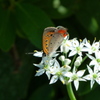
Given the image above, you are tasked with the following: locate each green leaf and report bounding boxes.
[15,3,54,49]
[33,0,74,19]
[78,78,98,96]
[76,0,100,36]
[0,7,15,51]
[77,82,91,96]
[0,41,35,100]
[81,86,100,100]
[29,84,55,100]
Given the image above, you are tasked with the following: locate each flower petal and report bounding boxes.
[82,48,91,53]
[87,65,93,74]
[78,52,82,56]
[59,55,65,61]
[69,50,77,57]
[79,78,86,81]
[83,75,91,80]
[89,60,97,66]
[64,59,71,65]
[90,79,95,88]
[74,80,79,91]
[68,79,73,83]
[72,40,79,47]
[54,59,60,68]
[92,42,99,48]
[64,72,72,77]
[77,70,85,77]
[33,63,43,68]
[74,60,81,67]
[35,69,45,76]
[46,71,51,80]
[96,78,100,85]
[49,75,58,84]
[86,54,95,60]
[60,76,65,84]
[85,39,91,48]
[33,51,43,57]
[95,51,100,59]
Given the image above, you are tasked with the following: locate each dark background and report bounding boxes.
[0,0,100,100]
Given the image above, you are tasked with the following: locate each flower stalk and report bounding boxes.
[67,83,76,100]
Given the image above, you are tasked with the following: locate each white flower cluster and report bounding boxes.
[33,38,100,90]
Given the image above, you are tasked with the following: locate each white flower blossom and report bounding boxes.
[74,56,82,67]
[34,56,54,79]
[83,65,100,88]
[49,59,69,84]
[83,38,100,54]
[33,37,100,90]
[64,67,86,90]
[33,50,43,57]
[60,39,72,53]
[68,38,85,57]
[87,51,100,70]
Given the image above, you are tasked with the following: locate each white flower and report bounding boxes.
[49,59,68,84]
[64,67,86,90]
[59,55,71,70]
[83,65,100,88]
[64,58,71,65]
[87,51,100,70]
[62,58,71,71]
[34,56,54,79]
[33,50,43,57]
[33,50,59,58]
[59,55,65,61]
[68,38,85,57]
[82,38,100,54]
[60,39,72,53]
[76,56,82,62]
[74,56,82,67]
[33,37,100,89]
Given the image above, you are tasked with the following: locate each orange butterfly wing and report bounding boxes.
[43,27,56,55]
[43,26,68,56]
[48,33,64,55]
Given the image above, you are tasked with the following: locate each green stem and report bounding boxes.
[70,54,77,67]
[81,55,88,64]
[64,52,68,58]
[66,83,76,100]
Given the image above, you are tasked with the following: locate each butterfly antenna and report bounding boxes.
[25,52,34,54]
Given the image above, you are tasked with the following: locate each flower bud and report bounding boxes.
[64,59,71,65]
[74,60,81,67]
[76,56,82,62]
[63,65,71,71]
[59,55,65,61]
[62,45,69,53]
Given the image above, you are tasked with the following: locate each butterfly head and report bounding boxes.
[56,26,69,37]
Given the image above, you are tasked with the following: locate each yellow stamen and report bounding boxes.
[34,50,38,52]
[88,40,90,43]
[62,80,65,84]
[94,37,96,41]
[79,39,82,42]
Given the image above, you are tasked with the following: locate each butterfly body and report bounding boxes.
[43,26,68,56]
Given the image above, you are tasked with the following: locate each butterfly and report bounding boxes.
[43,26,69,57]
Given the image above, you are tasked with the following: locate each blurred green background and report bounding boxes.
[0,0,100,100]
